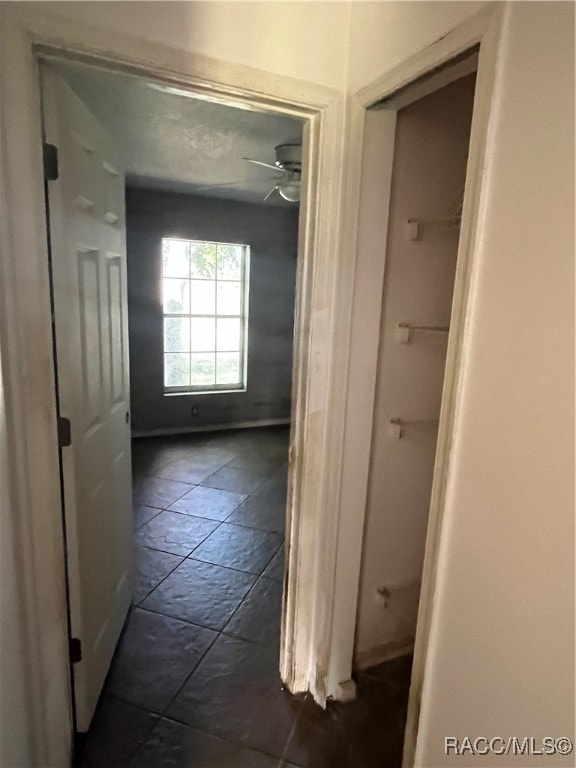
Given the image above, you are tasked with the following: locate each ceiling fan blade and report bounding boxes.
[194,180,250,191]
[244,158,284,173]
[263,185,278,201]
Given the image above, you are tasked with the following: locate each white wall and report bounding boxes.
[22,1,351,91]
[356,75,475,667]
[0,339,35,767]
[348,1,487,93]
[414,3,575,763]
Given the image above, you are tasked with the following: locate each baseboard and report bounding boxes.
[354,637,415,672]
[132,418,291,438]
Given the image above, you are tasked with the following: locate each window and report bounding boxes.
[162,238,249,392]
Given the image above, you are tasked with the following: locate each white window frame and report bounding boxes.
[162,237,250,395]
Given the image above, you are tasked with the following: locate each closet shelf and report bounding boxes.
[397,323,450,344]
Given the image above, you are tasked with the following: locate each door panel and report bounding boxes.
[42,65,133,732]
[107,254,126,405]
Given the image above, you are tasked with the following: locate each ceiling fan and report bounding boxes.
[196,143,302,202]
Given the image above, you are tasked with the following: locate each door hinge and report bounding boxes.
[57,416,72,448]
[43,143,59,181]
[69,637,82,664]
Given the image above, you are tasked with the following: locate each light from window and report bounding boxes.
[162,238,249,392]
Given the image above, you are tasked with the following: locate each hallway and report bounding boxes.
[78,427,411,768]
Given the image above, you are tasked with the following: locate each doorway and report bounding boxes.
[356,70,478,672]
[40,56,306,760]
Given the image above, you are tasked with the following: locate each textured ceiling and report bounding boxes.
[54,61,303,206]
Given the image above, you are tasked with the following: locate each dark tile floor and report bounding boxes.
[78,426,412,768]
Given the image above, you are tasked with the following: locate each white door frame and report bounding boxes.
[331,4,504,766]
[0,6,349,765]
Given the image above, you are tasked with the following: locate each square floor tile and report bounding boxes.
[141,559,256,630]
[131,718,280,767]
[168,485,247,521]
[153,458,227,484]
[254,464,288,500]
[282,699,350,768]
[168,635,301,760]
[226,450,285,474]
[133,477,193,510]
[78,695,159,768]
[106,608,216,713]
[131,450,175,479]
[133,545,184,604]
[238,428,290,461]
[224,577,282,645]
[226,492,286,533]
[206,431,258,454]
[133,505,162,530]
[200,466,269,495]
[181,443,239,465]
[262,545,284,582]
[191,523,282,574]
[135,511,219,556]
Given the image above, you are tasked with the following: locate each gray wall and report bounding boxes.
[126,187,299,432]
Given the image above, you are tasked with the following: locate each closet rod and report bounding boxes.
[398,323,449,343]
[406,216,461,240]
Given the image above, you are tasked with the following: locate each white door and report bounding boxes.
[42,64,133,732]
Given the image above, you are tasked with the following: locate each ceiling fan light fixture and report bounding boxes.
[277,180,300,202]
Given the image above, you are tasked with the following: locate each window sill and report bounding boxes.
[164,388,247,397]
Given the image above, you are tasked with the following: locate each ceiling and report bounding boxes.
[53,61,303,206]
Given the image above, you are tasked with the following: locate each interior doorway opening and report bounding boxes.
[356,69,478,672]
[40,55,305,762]
[351,58,479,762]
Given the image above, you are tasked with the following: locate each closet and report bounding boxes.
[355,72,477,669]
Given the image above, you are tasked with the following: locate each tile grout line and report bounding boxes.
[132,552,187,606]
[276,697,308,768]
[219,566,279,638]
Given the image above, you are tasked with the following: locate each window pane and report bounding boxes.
[217,244,242,280]
[163,278,190,314]
[217,352,241,385]
[191,354,215,386]
[190,242,216,279]
[163,239,189,278]
[164,353,190,387]
[217,318,241,351]
[190,280,216,315]
[217,282,241,316]
[191,317,216,352]
[164,318,190,352]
